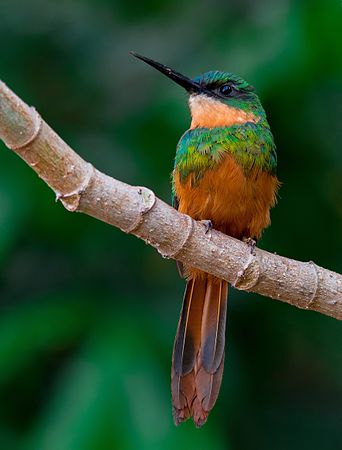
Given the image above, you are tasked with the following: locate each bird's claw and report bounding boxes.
[243,237,257,255]
[200,220,213,235]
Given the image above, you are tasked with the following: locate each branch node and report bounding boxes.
[123,186,156,233]
[233,252,261,290]
[163,214,195,259]
[304,260,319,308]
[137,186,156,214]
[9,107,42,151]
[57,162,95,212]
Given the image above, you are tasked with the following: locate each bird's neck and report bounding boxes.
[189,94,258,129]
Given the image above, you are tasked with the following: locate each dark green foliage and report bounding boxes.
[0,0,341,449]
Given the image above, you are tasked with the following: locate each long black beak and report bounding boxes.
[130,51,205,95]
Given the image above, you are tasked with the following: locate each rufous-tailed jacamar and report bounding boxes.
[131,52,279,427]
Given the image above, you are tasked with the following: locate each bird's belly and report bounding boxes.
[174,154,278,239]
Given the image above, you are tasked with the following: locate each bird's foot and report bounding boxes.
[200,220,213,235]
[242,237,257,255]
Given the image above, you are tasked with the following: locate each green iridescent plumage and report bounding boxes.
[174,122,277,182]
[172,70,277,198]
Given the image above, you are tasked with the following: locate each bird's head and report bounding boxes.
[130,52,266,129]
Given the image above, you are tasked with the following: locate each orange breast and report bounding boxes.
[173,154,279,239]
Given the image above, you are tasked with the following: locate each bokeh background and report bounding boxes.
[0,0,341,449]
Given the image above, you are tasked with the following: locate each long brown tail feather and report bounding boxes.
[201,280,227,372]
[172,278,206,424]
[171,275,228,427]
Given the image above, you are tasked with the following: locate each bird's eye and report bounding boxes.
[219,84,233,96]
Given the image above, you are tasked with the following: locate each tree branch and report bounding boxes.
[0,80,341,320]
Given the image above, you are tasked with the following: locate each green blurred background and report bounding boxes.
[0,0,341,449]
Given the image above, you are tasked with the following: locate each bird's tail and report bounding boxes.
[171,275,228,427]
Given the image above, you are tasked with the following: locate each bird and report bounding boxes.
[130,52,279,427]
